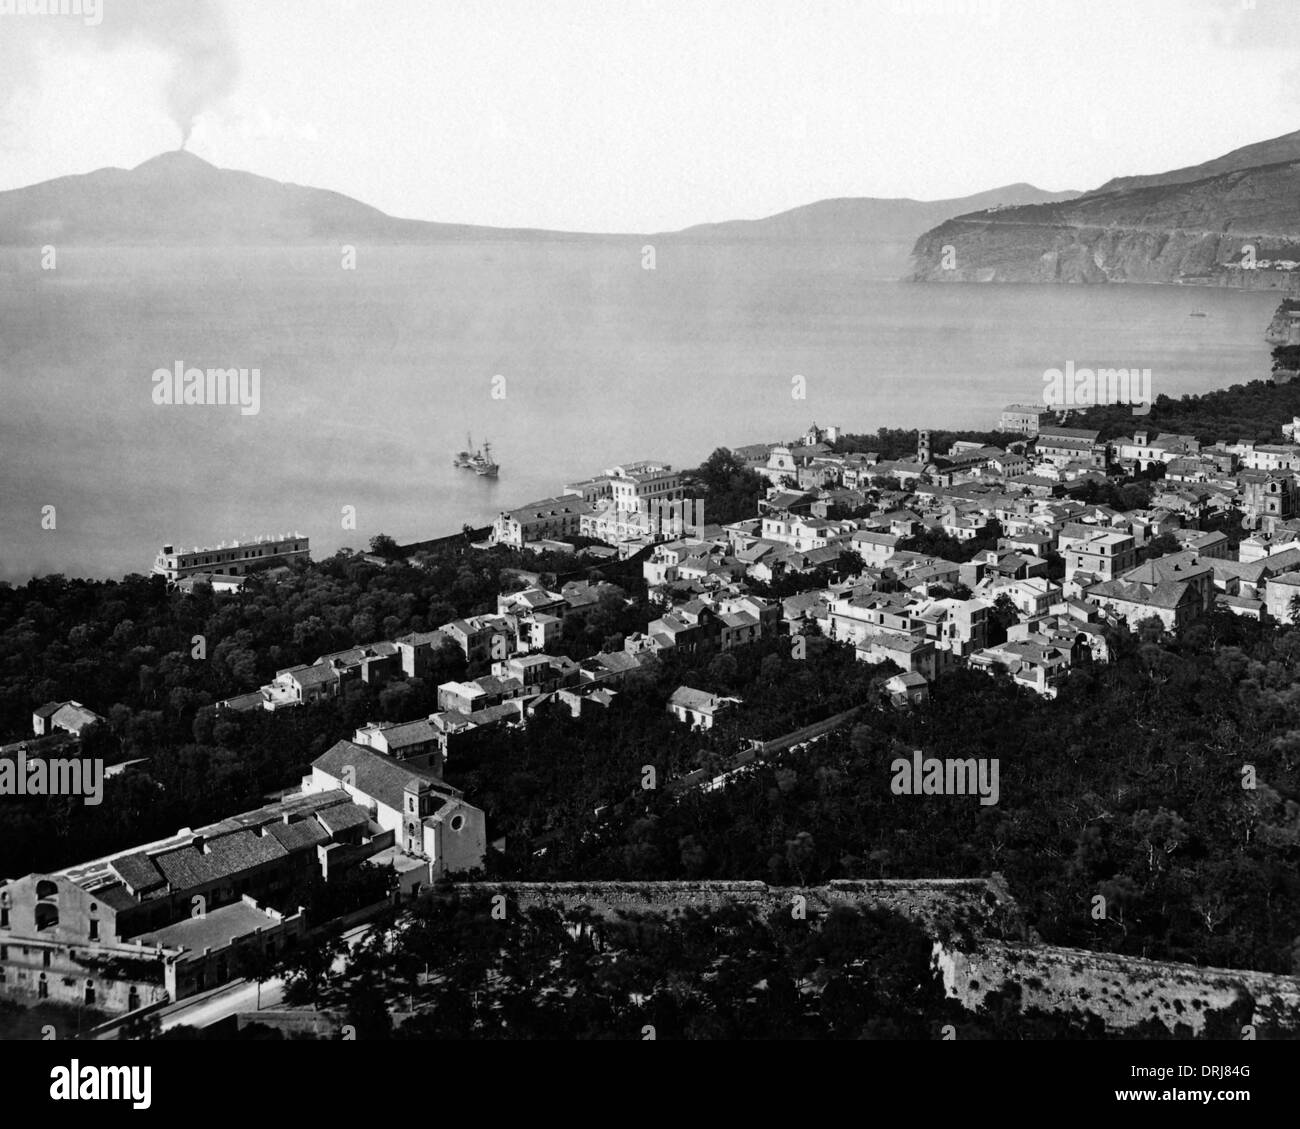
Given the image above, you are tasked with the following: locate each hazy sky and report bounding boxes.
[2,0,1300,231]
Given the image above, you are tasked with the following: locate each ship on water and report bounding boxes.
[471,440,499,478]
[454,434,499,477]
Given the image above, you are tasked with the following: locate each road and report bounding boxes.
[144,921,374,1034]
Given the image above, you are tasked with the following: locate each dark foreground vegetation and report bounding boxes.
[137,898,1266,1041]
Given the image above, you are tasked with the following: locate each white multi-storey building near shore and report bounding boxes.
[152,533,310,580]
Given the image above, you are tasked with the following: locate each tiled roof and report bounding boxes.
[471,702,525,727]
[1218,594,1264,610]
[669,686,722,712]
[1037,426,1100,442]
[379,719,438,746]
[195,789,354,837]
[292,664,340,687]
[314,740,459,813]
[1089,578,1197,610]
[394,630,446,647]
[93,883,139,912]
[1120,552,1208,585]
[1208,559,1269,581]
[595,651,641,673]
[431,710,476,733]
[266,818,332,851]
[152,830,288,889]
[110,852,166,894]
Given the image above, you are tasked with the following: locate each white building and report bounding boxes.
[667,686,740,730]
[153,533,309,580]
[306,741,487,876]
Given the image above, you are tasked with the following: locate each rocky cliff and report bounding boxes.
[912,145,1300,288]
[1266,297,1300,345]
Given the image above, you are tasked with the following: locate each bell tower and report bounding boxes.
[918,429,932,465]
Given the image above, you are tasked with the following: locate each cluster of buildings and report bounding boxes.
[491,459,694,558]
[218,577,654,756]
[634,497,1110,702]
[621,418,1300,703]
[0,732,487,1015]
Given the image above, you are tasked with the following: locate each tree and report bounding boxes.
[233,942,280,1012]
[369,534,402,561]
[707,653,739,690]
[688,448,766,525]
[280,936,344,1007]
[1141,532,1182,561]
[987,594,1019,646]
[836,549,865,579]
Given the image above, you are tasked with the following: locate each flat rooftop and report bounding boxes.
[137,899,285,956]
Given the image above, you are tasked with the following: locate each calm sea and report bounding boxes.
[0,244,1280,581]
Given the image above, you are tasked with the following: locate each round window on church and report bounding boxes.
[450,814,466,832]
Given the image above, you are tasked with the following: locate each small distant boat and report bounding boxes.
[471,440,499,478]
[453,432,474,467]
[1190,310,1208,318]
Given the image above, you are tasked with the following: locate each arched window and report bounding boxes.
[35,879,58,901]
[34,904,59,931]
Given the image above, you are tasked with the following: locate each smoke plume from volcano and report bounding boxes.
[100,0,240,148]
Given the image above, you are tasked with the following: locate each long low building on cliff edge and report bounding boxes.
[152,533,310,580]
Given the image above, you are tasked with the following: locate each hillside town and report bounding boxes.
[8,0,1300,1106]
[11,405,1300,1023]
[469,412,1300,705]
